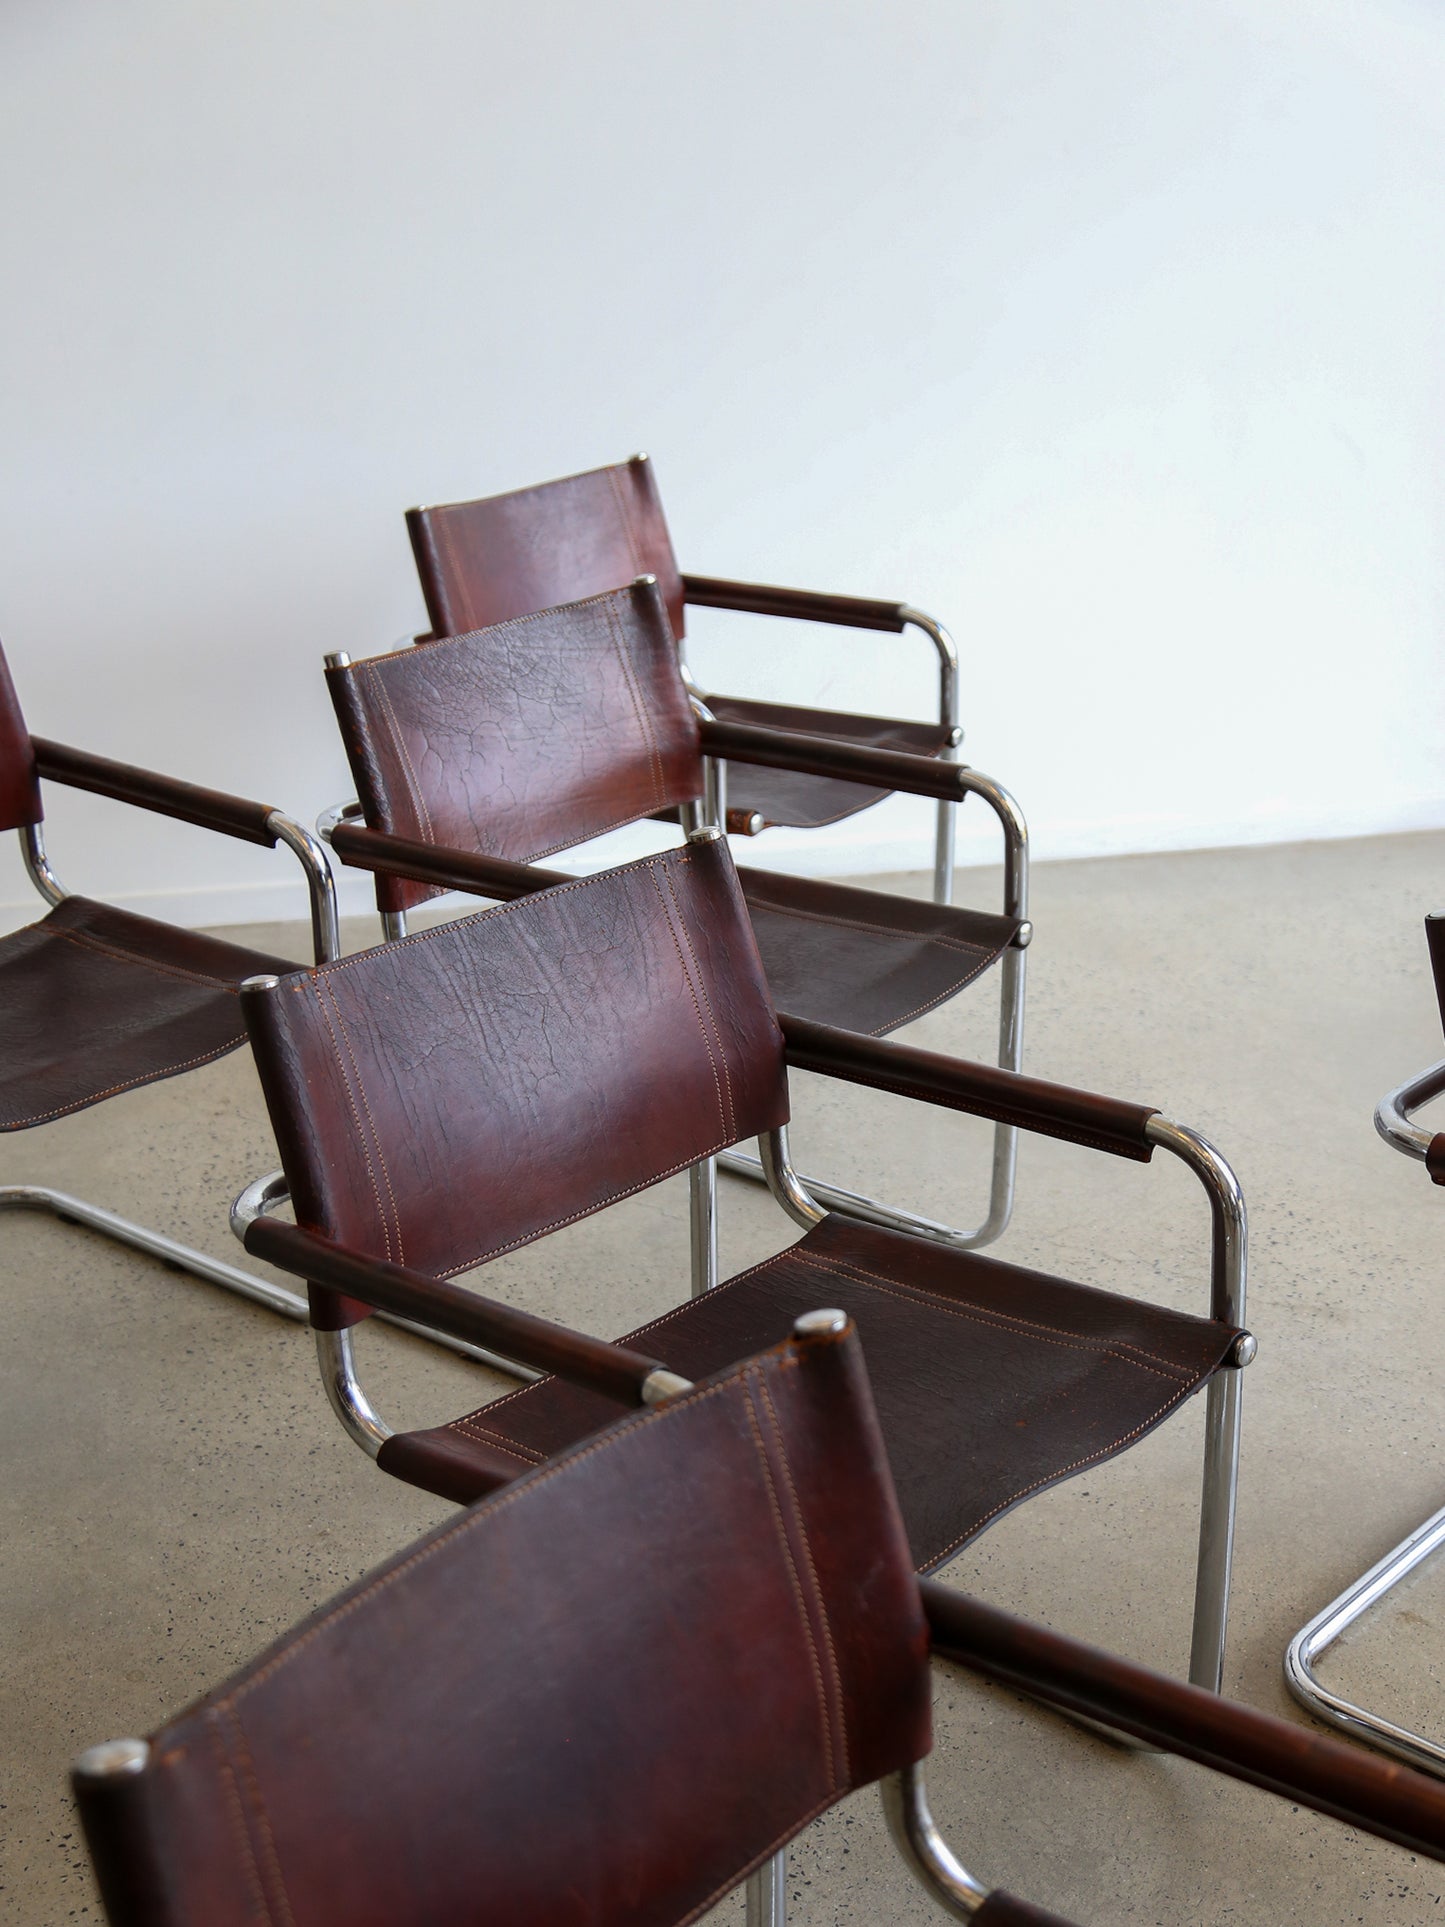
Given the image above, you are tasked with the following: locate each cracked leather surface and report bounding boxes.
[329,579,701,914]
[244,836,788,1324]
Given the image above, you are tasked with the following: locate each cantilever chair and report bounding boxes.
[407,454,972,901]
[1287,912,1445,1776]
[0,635,338,1322]
[232,822,1252,1717]
[323,577,1029,1255]
[74,1316,1445,1927]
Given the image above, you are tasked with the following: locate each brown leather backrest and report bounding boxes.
[0,640,42,831]
[75,1321,932,1927]
[1427,915,1445,1039]
[243,834,787,1323]
[328,578,704,913]
[408,453,686,644]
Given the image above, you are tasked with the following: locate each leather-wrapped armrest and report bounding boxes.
[682,573,908,633]
[921,1579,1445,1864]
[698,717,963,804]
[244,1218,674,1405]
[330,821,572,902]
[781,1016,1157,1162]
[32,737,280,847]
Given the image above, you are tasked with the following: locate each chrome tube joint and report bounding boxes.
[266,809,339,965]
[1374,1058,1445,1163]
[880,1762,988,1919]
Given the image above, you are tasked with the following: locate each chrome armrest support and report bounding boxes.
[315,797,365,844]
[20,822,66,905]
[953,767,1029,925]
[880,1764,988,1919]
[1142,1116,1249,1336]
[315,1327,393,1457]
[229,1169,291,1245]
[1374,1058,1445,1163]
[266,810,339,965]
[761,1127,827,1231]
[897,605,960,742]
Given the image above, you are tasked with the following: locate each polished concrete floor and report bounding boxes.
[6,831,1445,1922]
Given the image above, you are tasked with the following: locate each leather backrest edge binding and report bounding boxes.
[241,833,788,1323]
[73,1322,931,1927]
[0,640,42,832]
[408,454,686,644]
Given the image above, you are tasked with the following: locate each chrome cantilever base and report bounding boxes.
[1286,1507,1445,1777]
[1283,1057,1445,1776]
[0,1183,535,1378]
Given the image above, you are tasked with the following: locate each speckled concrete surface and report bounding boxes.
[5,834,1445,1923]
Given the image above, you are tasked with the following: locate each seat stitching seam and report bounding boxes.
[856,953,1008,1035]
[444,1418,546,1462]
[46,922,244,990]
[926,1379,1208,1564]
[787,1249,1198,1380]
[1,1038,242,1129]
[745,893,1000,954]
[467,1240,1195,1398]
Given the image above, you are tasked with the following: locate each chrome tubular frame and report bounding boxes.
[1143,1115,1251,1693]
[718,768,1030,1254]
[315,1326,393,1458]
[21,821,65,905]
[881,1762,989,1919]
[744,1849,788,1927]
[0,816,348,1328]
[896,605,962,911]
[1283,1059,1445,1775]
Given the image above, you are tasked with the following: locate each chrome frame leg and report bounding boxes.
[1190,1367,1243,1692]
[881,1762,987,1919]
[744,1849,788,1927]
[689,1155,718,1296]
[1144,1115,1250,1693]
[1285,1505,1445,1776]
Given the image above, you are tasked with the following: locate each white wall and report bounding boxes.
[2,0,1443,930]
